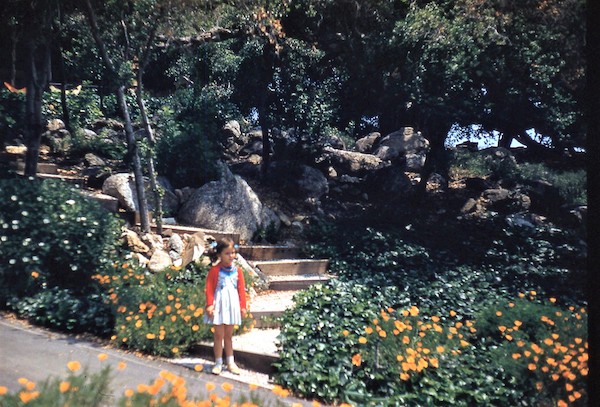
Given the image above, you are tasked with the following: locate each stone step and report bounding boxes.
[252,259,329,276]
[249,290,296,328]
[191,329,280,375]
[147,223,240,243]
[16,170,88,187]
[14,160,60,174]
[267,274,330,291]
[238,245,300,261]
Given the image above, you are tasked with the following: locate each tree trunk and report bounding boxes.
[497,132,513,148]
[24,39,51,177]
[259,93,271,180]
[136,72,162,234]
[57,45,71,132]
[10,32,18,86]
[259,42,276,181]
[83,0,150,232]
[416,119,451,197]
[117,85,150,232]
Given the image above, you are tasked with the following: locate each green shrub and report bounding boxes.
[475,294,588,406]
[345,306,519,406]
[289,216,586,404]
[0,178,122,307]
[0,89,25,144]
[9,288,114,337]
[305,222,434,287]
[0,364,112,407]
[449,148,498,178]
[66,127,127,161]
[0,360,297,406]
[519,162,587,206]
[274,280,398,402]
[155,85,239,188]
[42,83,105,130]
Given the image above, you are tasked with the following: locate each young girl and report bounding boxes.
[204,237,247,375]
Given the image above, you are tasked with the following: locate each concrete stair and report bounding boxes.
[13,161,88,187]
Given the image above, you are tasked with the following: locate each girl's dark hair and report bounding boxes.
[208,237,236,263]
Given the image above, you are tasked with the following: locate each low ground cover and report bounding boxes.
[274,203,586,405]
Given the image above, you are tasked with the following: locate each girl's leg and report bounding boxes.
[223,325,240,374]
[223,324,235,358]
[212,325,225,374]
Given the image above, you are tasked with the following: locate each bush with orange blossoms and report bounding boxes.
[475,296,587,406]
[0,362,304,407]
[346,306,480,403]
[107,260,254,357]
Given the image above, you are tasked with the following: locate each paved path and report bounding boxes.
[0,315,316,406]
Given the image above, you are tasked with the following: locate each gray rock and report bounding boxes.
[177,162,280,241]
[373,128,429,171]
[354,132,381,153]
[102,173,139,212]
[322,146,384,175]
[169,233,184,255]
[461,198,478,214]
[84,153,106,167]
[47,119,65,132]
[148,249,173,272]
[122,229,150,254]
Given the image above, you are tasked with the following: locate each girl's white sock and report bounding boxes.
[226,356,235,365]
[215,357,223,366]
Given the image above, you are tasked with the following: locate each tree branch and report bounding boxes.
[82,0,117,76]
[156,27,244,47]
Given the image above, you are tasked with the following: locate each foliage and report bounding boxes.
[518,162,587,206]
[0,89,25,143]
[102,259,254,358]
[275,212,586,403]
[449,148,519,181]
[66,127,128,161]
[275,280,398,402]
[0,359,296,407]
[9,288,114,337]
[450,149,587,206]
[155,85,238,188]
[0,178,122,307]
[344,306,519,406]
[304,223,434,288]
[474,294,588,406]
[0,363,112,407]
[42,83,105,130]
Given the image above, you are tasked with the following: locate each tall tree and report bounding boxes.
[387,0,585,190]
[1,0,60,176]
[82,0,151,232]
[80,0,203,232]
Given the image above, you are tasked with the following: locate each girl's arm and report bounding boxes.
[237,268,247,312]
[205,265,219,307]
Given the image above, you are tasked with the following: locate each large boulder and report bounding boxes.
[321,146,384,176]
[102,173,139,212]
[268,161,329,201]
[364,165,414,201]
[373,127,429,171]
[482,188,531,213]
[354,132,381,153]
[177,163,280,241]
[102,173,180,215]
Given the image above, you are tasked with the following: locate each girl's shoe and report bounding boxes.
[212,364,223,375]
[227,363,241,375]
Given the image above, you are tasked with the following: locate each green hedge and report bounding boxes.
[0,177,122,304]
